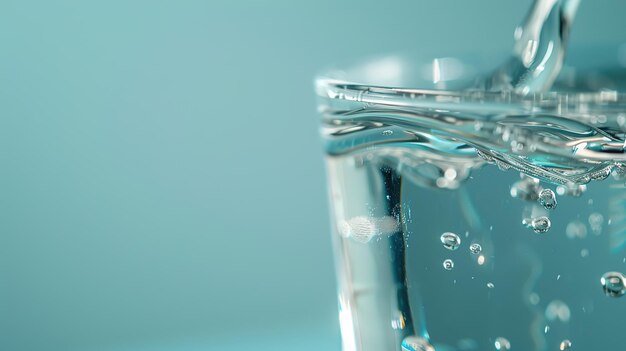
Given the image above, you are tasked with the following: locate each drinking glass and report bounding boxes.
[315,51,626,351]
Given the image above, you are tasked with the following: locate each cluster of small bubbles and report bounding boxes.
[469,243,482,254]
[487,282,495,289]
[559,339,572,350]
[511,140,526,153]
[401,336,435,351]
[588,213,604,235]
[538,189,557,209]
[545,300,571,322]
[443,259,454,270]
[339,216,399,243]
[590,166,612,181]
[511,175,542,201]
[495,159,512,171]
[556,183,586,197]
[600,271,626,297]
[444,168,458,181]
[565,220,587,239]
[494,337,511,350]
[476,149,494,162]
[441,232,461,251]
[382,129,394,136]
[577,175,591,184]
[530,216,551,233]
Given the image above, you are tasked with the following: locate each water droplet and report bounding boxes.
[531,216,551,233]
[566,220,587,239]
[401,336,435,351]
[545,300,571,322]
[382,129,394,136]
[588,212,604,235]
[441,232,461,251]
[601,271,626,297]
[469,243,482,254]
[494,337,511,350]
[443,259,454,270]
[538,189,557,209]
[559,339,572,350]
[487,282,495,289]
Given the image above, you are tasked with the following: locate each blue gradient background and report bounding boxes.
[1,1,624,350]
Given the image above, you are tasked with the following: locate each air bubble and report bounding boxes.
[401,336,435,351]
[565,220,587,239]
[487,282,495,289]
[469,243,482,254]
[559,339,572,351]
[382,129,394,136]
[545,300,571,322]
[529,293,540,305]
[588,213,604,235]
[443,259,454,270]
[494,337,511,350]
[441,232,461,251]
[601,271,626,297]
[538,189,557,209]
[530,216,551,233]
[580,248,589,258]
[559,339,572,350]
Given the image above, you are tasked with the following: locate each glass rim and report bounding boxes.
[315,52,626,112]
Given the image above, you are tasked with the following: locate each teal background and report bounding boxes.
[0,1,624,350]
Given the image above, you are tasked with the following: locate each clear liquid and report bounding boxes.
[327,150,626,351]
[483,0,580,93]
[321,2,625,348]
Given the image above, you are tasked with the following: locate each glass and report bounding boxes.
[315,50,626,351]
